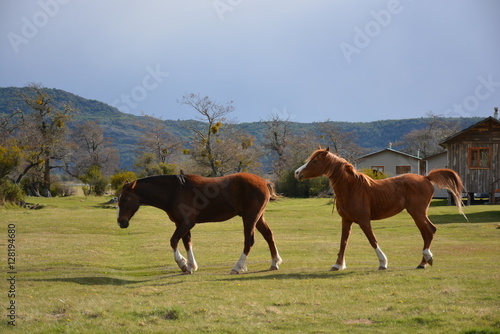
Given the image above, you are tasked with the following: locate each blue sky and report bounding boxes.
[1,1,499,123]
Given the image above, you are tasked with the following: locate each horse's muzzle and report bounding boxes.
[117,218,129,229]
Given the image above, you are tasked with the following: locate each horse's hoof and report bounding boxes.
[427,258,433,266]
[330,266,339,271]
[182,270,193,275]
[416,265,426,269]
[378,266,387,270]
[181,265,188,272]
[269,266,279,271]
[230,270,240,275]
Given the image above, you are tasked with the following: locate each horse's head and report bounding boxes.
[117,180,140,229]
[295,146,332,180]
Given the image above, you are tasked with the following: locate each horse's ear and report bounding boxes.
[318,145,322,150]
[124,179,129,185]
[325,147,330,152]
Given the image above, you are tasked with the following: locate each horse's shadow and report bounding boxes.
[27,269,366,287]
[213,270,356,282]
[28,273,185,286]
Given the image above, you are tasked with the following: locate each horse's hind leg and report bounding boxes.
[231,214,258,274]
[231,218,255,274]
[413,214,437,269]
[256,216,282,270]
[181,231,198,274]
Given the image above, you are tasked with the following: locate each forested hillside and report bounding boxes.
[0,86,480,171]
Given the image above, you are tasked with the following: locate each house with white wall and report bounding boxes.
[355,145,421,177]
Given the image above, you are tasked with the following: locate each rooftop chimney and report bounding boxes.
[495,107,498,119]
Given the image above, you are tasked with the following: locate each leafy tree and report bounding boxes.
[0,145,21,180]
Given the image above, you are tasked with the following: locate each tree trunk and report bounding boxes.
[43,158,51,197]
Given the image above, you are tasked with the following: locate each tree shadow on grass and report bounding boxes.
[429,211,500,224]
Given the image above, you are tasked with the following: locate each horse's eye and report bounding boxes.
[312,160,317,164]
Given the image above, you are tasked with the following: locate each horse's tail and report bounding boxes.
[266,181,280,201]
[426,169,467,220]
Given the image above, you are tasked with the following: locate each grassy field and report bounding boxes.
[1,196,499,333]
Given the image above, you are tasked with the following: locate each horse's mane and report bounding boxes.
[129,174,187,189]
[321,151,375,187]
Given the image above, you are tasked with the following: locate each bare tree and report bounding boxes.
[318,121,365,163]
[179,93,236,176]
[136,113,180,164]
[15,83,76,196]
[396,112,462,158]
[68,121,119,178]
[261,112,292,179]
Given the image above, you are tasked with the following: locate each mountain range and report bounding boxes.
[0,87,481,170]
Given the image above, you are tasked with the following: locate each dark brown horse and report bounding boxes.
[295,147,466,270]
[117,172,282,274]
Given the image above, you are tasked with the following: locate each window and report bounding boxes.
[396,166,411,174]
[468,147,490,169]
[371,166,384,175]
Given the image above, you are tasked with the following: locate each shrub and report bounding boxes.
[0,179,25,205]
[110,171,138,196]
[50,181,75,197]
[277,169,331,198]
[359,168,390,180]
[80,166,109,196]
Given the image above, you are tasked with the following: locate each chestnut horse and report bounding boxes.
[295,147,466,270]
[117,172,282,274]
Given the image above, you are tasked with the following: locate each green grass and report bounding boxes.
[1,196,499,333]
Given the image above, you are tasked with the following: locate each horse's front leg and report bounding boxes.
[181,231,198,274]
[171,222,195,274]
[358,220,388,270]
[331,219,352,271]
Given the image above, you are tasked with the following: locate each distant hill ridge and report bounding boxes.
[0,87,481,170]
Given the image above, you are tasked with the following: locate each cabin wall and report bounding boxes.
[447,142,499,193]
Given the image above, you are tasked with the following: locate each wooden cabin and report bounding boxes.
[440,113,500,204]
